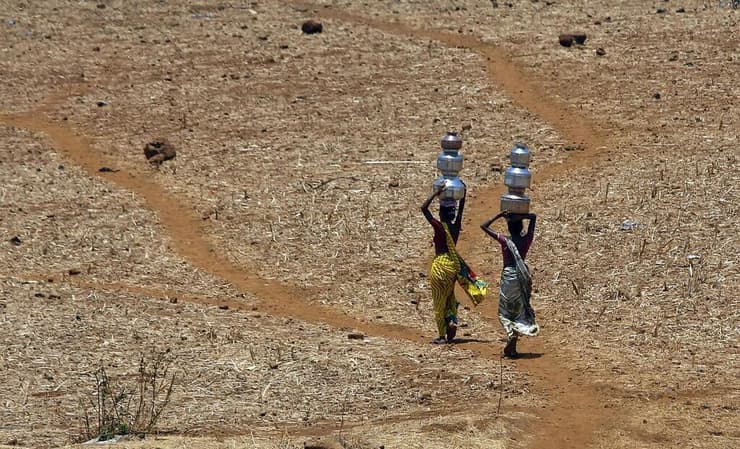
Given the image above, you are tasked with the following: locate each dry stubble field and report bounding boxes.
[0,1,737,448]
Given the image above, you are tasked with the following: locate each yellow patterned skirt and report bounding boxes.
[429,252,461,338]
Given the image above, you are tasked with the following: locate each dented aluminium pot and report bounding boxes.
[433,132,466,201]
[500,143,532,214]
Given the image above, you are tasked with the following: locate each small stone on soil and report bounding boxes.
[347,332,365,340]
[143,139,177,164]
[595,47,606,56]
[558,34,574,47]
[301,20,323,34]
[9,236,22,246]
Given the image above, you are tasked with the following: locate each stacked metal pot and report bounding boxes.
[500,143,532,214]
[432,132,466,202]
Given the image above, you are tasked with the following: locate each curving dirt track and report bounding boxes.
[0,1,737,448]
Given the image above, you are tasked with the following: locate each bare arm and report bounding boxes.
[526,212,537,240]
[421,189,443,224]
[480,211,508,239]
[454,187,466,228]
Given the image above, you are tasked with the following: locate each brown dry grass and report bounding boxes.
[0,1,737,448]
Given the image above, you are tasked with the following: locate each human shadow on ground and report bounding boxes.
[448,338,491,344]
[511,352,543,359]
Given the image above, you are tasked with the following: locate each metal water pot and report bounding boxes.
[432,132,466,201]
[500,193,531,214]
[433,175,466,201]
[510,143,531,167]
[500,143,532,214]
[437,132,464,176]
[504,166,531,190]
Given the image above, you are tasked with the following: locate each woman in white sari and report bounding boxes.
[481,211,539,358]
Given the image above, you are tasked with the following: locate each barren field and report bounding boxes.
[0,1,737,448]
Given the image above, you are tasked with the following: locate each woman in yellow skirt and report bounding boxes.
[421,186,467,344]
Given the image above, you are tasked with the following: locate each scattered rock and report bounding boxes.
[98,166,119,173]
[559,32,587,47]
[68,268,81,276]
[572,32,587,44]
[192,12,216,20]
[669,52,679,61]
[219,304,229,310]
[34,292,46,298]
[347,332,365,340]
[558,34,574,47]
[96,3,106,9]
[9,236,22,246]
[595,47,606,56]
[676,7,686,13]
[656,8,668,14]
[653,92,662,100]
[620,219,641,231]
[301,20,323,35]
[143,139,176,165]
[96,101,108,107]
[419,391,432,402]
[388,179,400,187]
[169,297,178,304]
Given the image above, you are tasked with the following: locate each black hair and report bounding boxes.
[507,219,523,236]
[439,206,456,222]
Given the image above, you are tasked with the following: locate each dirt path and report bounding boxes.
[296,5,617,449]
[0,4,619,448]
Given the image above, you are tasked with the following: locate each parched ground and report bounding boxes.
[0,1,737,448]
